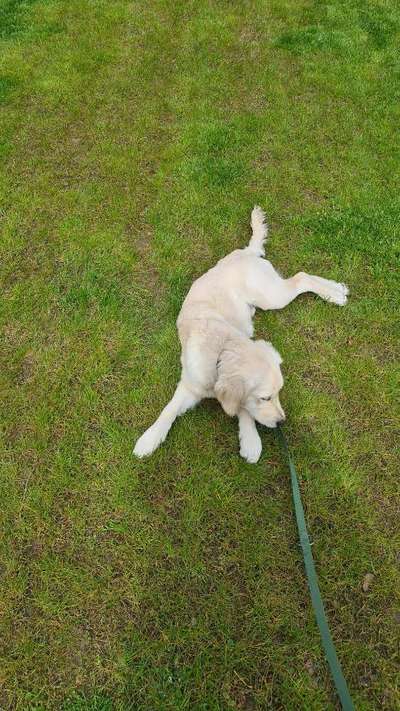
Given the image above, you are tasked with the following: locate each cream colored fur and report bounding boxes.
[134,206,348,463]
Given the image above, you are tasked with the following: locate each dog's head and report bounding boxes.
[215,339,285,427]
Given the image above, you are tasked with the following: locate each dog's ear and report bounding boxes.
[215,372,245,416]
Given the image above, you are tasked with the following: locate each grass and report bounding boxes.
[0,0,399,708]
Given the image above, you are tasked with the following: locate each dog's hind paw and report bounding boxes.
[319,280,349,306]
[327,282,349,306]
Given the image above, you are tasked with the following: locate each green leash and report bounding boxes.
[276,426,355,711]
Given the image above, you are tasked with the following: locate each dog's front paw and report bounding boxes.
[133,424,165,458]
[240,431,262,464]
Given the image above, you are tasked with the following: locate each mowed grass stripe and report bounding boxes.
[130,2,399,708]
[1,1,190,708]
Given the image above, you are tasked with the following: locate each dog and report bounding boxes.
[134,207,348,463]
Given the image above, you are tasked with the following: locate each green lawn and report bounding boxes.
[0,0,399,708]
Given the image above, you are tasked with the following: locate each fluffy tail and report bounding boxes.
[248,205,268,256]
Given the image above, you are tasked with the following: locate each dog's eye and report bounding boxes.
[260,396,271,402]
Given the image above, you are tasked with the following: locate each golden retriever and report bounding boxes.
[134,207,348,462]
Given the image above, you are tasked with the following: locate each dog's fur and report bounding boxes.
[134,207,348,463]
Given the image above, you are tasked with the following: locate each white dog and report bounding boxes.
[134,207,348,463]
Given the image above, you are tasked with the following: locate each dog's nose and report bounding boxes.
[277,415,286,424]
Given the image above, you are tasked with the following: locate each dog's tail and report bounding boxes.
[248,205,268,256]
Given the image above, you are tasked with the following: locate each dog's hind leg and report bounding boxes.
[279,272,349,307]
[134,382,201,457]
[247,261,349,310]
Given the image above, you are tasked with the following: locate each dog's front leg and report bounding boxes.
[134,381,201,458]
[238,409,262,463]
